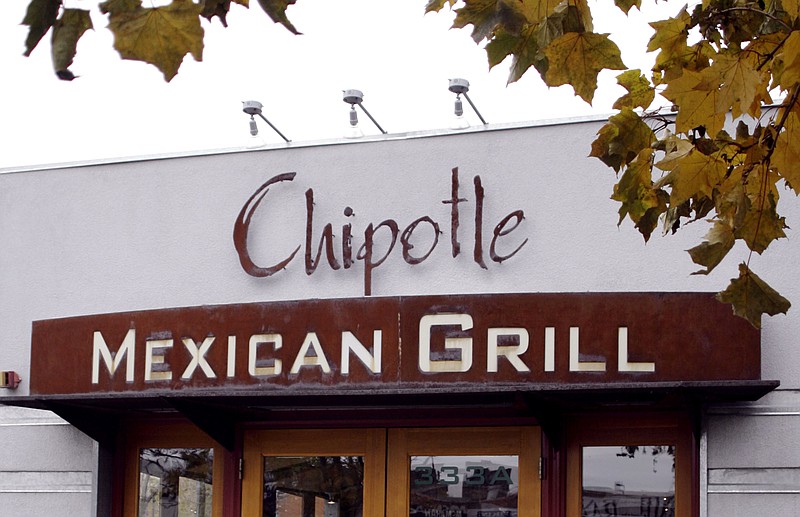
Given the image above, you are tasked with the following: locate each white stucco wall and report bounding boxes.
[1,120,798,514]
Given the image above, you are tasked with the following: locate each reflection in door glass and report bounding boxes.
[263,456,364,517]
[138,447,213,517]
[582,446,675,517]
[409,455,518,517]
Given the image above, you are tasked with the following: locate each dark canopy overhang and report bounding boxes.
[2,379,779,451]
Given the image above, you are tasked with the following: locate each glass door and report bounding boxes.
[386,427,541,517]
[241,429,387,517]
[242,427,541,517]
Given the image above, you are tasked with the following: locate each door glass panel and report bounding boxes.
[582,446,675,517]
[409,455,519,517]
[138,447,214,517]
[263,456,364,517]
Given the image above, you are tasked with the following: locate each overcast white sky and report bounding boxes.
[0,0,676,169]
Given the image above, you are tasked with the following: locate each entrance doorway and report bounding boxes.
[241,427,542,517]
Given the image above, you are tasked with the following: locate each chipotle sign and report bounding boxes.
[29,293,760,396]
[233,168,528,295]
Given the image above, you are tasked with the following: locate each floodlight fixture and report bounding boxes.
[343,89,387,138]
[242,100,290,143]
[448,78,487,128]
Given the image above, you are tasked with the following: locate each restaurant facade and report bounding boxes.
[1,118,798,517]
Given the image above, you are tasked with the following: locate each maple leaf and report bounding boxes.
[454,0,526,43]
[486,26,545,83]
[687,221,734,274]
[734,166,787,253]
[610,148,669,240]
[655,148,727,205]
[425,0,457,13]
[508,27,545,83]
[711,51,772,119]
[255,0,300,35]
[647,8,690,55]
[614,0,641,14]
[590,108,655,172]
[104,0,203,81]
[779,31,800,90]
[51,9,93,80]
[22,0,61,57]
[661,68,727,137]
[516,0,571,27]
[780,0,800,19]
[717,263,790,328]
[543,32,625,103]
[773,111,800,191]
[201,0,248,27]
[613,69,654,110]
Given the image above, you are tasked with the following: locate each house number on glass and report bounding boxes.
[412,465,513,486]
[409,455,519,517]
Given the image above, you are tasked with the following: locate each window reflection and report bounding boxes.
[409,455,518,517]
[138,447,213,517]
[263,456,364,517]
[582,446,674,517]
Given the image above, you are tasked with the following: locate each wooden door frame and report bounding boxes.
[122,420,225,517]
[565,413,695,517]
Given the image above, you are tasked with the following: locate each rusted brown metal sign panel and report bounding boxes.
[29,293,760,396]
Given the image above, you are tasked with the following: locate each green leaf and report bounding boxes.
[486,28,520,69]
[543,31,625,103]
[255,0,300,35]
[51,9,92,80]
[508,27,544,83]
[22,0,61,57]
[717,263,790,328]
[613,69,654,110]
[687,221,734,274]
[106,0,204,82]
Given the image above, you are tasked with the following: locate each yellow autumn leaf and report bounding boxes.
[613,69,654,110]
[610,148,668,240]
[784,0,800,19]
[717,263,790,328]
[517,0,568,26]
[655,148,727,205]
[712,51,771,119]
[773,111,800,192]
[687,220,735,274]
[661,68,727,136]
[647,8,690,54]
[543,31,625,103]
[780,30,800,89]
[590,108,655,171]
[106,0,204,81]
